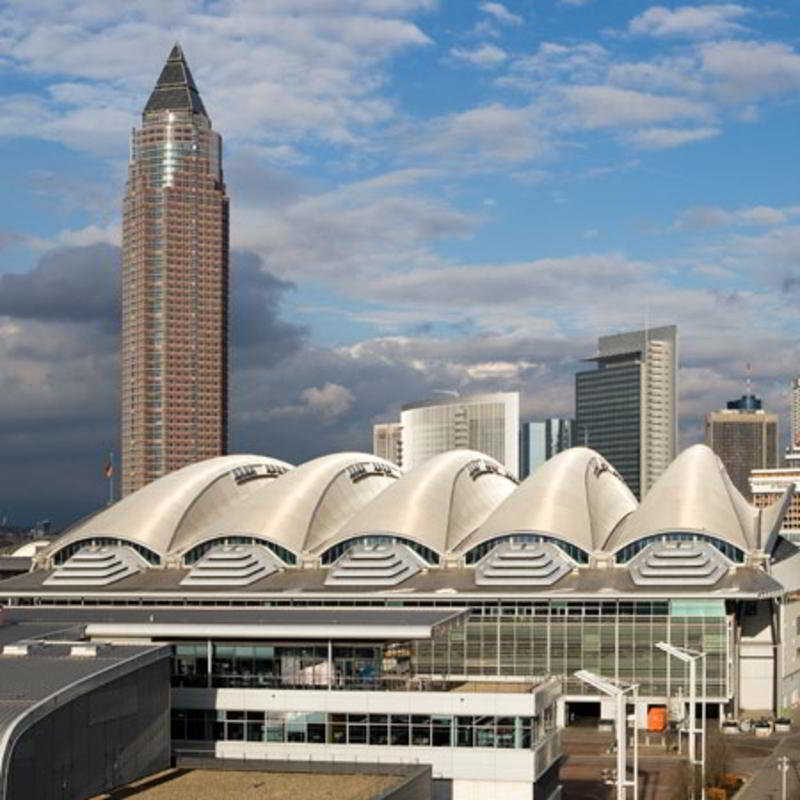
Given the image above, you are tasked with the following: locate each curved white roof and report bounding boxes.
[608,444,758,554]
[320,450,517,557]
[172,452,400,558]
[47,455,293,561]
[457,447,638,556]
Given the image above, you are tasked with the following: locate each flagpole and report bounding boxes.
[108,451,114,505]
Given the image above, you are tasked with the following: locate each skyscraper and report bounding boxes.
[791,376,800,455]
[121,44,229,496]
[518,418,575,479]
[397,392,519,475]
[705,395,777,500]
[575,325,677,499]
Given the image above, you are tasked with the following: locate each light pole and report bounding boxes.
[656,642,707,799]
[574,670,639,800]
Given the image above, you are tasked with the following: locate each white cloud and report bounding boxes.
[408,103,549,168]
[479,2,523,26]
[627,125,720,149]
[301,382,356,419]
[561,85,713,128]
[629,4,750,39]
[450,43,507,67]
[700,40,800,100]
[675,204,799,230]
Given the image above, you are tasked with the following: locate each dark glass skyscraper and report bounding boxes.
[121,44,229,495]
[575,326,677,499]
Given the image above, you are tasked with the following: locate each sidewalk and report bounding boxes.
[733,731,800,800]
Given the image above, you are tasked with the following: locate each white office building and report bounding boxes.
[398,392,519,476]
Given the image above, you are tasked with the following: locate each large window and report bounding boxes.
[464,534,589,565]
[52,538,161,566]
[614,533,744,564]
[172,709,541,750]
[182,536,297,566]
[321,536,440,566]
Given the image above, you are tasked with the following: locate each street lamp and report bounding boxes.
[574,670,639,800]
[655,642,707,799]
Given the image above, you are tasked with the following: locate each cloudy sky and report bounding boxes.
[1,0,799,527]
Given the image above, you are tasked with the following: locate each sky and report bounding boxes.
[1,0,799,527]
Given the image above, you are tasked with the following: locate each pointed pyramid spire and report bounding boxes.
[144,42,207,116]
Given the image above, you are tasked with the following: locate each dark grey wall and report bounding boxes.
[7,659,171,800]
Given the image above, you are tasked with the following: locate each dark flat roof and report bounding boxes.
[0,639,167,750]
[0,564,783,600]
[3,606,464,629]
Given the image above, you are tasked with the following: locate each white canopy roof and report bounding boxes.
[457,447,638,556]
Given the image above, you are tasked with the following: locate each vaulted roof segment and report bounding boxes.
[172,453,401,559]
[46,455,292,563]
[607,444,760,555]
[319,450,517,558]
[144,42,207,116]
[456,447,638,557]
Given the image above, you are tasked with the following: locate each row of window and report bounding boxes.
[171,709,550,750]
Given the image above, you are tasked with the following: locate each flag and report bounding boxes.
[104,457,114,478]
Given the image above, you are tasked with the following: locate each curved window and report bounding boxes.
[321,536,440,566]
[464,534,589,565]
[615,533,745,564]
[52,537,161,566]
[182,536,297,566]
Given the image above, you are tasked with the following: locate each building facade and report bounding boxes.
[791,377,800,453]
[575,326,677,499]
[398,393,519,476]
[373,422,403,467]
[121,44,229,496]
[705,399,777,500]
[519,418,575,479]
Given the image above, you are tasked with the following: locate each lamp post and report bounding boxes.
[655,642,707,799]
[574,670,639,800]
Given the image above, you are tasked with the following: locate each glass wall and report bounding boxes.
[172,709,547,749]
[171,641,387,689]
[414,600,730,698]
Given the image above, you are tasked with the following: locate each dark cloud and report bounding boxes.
[230,250,307,368]
[0,243,120,327]
[0,244,305,529]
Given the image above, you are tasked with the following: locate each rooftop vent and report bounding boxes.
[44,545,148,586]
[474,540,574,586]
[325,541,425,586]
[180,544,280,586]
[628,540,731,586]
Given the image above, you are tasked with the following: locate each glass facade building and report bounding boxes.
[519,419,575,479]
[576,326,677,499]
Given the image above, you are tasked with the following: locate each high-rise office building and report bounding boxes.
[372,422,403,467]
[398,392,519,475]
[121,44,229,496]
[751,377,800,540]
[575,325,677,499]
[705,395,777,500]
[791,377,800,453]
[519,418,575,479]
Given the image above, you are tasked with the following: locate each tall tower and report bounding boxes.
[121,44,229,496]
[705,397,777,500]
[575,325,677,499]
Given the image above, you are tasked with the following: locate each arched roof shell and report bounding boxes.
[607,444,758,554]
[46,455,293,561]
[456,447,638,556]
[171,452,400,558]
[317,449,517,557]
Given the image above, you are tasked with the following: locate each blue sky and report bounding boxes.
[1,0,800,524]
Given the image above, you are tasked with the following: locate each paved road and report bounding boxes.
[734,732,800,800]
